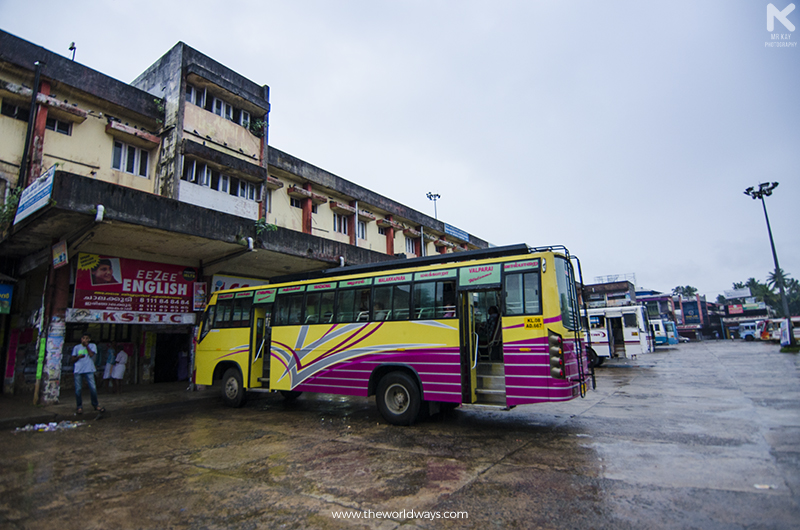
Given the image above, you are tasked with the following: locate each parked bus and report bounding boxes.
[759,317,800,342]
[584,305,653,367]
[650,319,679,346]
[738,321,759,341]
[194,244,592,425]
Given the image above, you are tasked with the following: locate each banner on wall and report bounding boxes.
[0,283,13,314]
[69,253,198,323]
[211,274,269,293]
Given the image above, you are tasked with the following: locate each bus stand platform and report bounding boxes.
[0,381,219,431]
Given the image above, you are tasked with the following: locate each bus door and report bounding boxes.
[606,311,624,358]
[460,290,506,405]
[459,291,478,403]
[249,306,271,389]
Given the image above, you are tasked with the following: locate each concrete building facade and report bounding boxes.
[0,29,488,403]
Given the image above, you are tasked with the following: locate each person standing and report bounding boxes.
[110,346,129,394]
[102,343,116,391]
[72,334,105,414]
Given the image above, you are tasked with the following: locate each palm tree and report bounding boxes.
[767,267,790,291]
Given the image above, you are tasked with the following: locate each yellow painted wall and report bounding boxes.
[1,81,160,194]
[0,108,27,184]
[183,104,261,163]
[267,175,304,232]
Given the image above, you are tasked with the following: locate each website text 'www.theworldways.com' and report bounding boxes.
[331,509,468,521]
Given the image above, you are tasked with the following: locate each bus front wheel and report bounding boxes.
[376,372,421,426]
[221,368,246,408]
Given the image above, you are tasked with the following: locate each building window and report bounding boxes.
[182,159,210,186]
[1,101,30,122]
[405,237,416,255]
[112,141,149,177]
[186,84,206,107]
[46,117,71,135]
[264,188,272,213]
[239,110,251,129]
[378,226,386,236]
[291,197,317,213]
[213,97,233,121]
[357,220,367,240]
[182,158,261,202]
[333,213,349,235]
[230,177,259,201]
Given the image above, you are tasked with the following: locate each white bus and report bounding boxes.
[584,305,653,367]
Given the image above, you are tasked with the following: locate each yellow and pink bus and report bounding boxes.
[194,244,592,425]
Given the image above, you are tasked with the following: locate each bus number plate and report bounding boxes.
[525,317,543,329]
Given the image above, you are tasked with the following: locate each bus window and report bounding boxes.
[374,283,412,321]
[554,257,578,330]
[274,293,304,326]
[215,298,233,327]
[623,313,637,328]
[589,315,605,329]
[336,288,371,323]
[199,305,216,341]
[240,298,252,324]
[305,290,335,324]
[503,271,541,316]
[438,281,456,318]
[413,280,456,319]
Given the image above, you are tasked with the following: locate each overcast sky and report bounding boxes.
[2,0,798,300]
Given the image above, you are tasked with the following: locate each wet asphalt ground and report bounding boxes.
[1,340,798,529]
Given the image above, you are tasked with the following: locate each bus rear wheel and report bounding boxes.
[376,372,421,426]
[221,368,246,408]
[587,348,600,368]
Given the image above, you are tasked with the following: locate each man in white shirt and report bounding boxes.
[72,334,105,414]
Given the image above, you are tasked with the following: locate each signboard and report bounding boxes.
[414,269,456,281]
[444,223,469,242]
[52,240,68,269]
[0,284,13,314]
[211,274,269,293]
[193,282,207,311]
[13,164,56,225]
[66,309,195,325]
[459,264,501,288]
[724,287,751,299]
[71,253,197,320]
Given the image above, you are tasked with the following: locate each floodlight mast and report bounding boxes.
[744,182,794,346]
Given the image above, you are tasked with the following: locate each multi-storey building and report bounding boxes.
[0,30,488,402]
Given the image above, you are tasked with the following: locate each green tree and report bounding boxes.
[672,285,698,298]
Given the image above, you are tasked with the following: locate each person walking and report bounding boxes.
[72,334,105,414]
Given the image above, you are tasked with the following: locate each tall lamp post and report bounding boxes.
[744,182,795,345]
[426,192,440,220]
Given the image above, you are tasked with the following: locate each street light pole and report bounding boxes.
[426,192,440,220]
[744,182,795,346]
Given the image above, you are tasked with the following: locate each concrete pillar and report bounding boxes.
[27,80,50,184]
[302,183,313,234]
[385,215,395,256]
[39,263,70,404]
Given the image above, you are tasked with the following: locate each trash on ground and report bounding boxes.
[14,421,86,433]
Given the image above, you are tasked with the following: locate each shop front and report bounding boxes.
[54,253,204,399]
